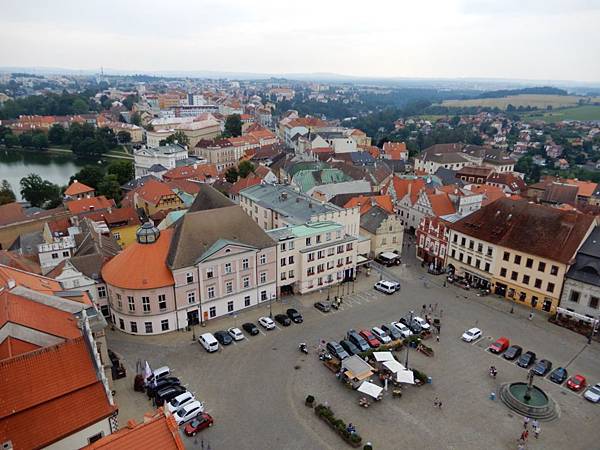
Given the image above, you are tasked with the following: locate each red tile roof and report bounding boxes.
[0,338,115,449]
[390,177,426,202]
[0,264,62,295]
[162,164,218,182]
[0,202,27,226]
[467,184,506,206]
[230,174,262,196]
[382,141,407,160]
[84,409,184,450]
[427,192,456,216]
[345,195,394,214]
[66,196,115,215]
[64,180,94,196]
[135,179,177,206]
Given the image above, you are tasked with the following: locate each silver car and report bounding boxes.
[584,383,600,403]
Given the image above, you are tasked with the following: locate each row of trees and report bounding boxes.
[0,89,102,120]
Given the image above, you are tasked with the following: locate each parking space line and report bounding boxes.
[258,329,266,336]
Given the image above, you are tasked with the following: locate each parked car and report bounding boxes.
[375,251,401,266]
[258,316,275,330]
[391,321,413,338]
[567,374,587,392]
[242,322,259,336]
[326,341,350,360]
[347,329,370,352]
[532,359,553,376]
[359,329,381,348]
[286,308,303,323]
[314,301,331,312]
[198,333,219,352]
[516,351,536,368]
[155,385,187,407]
[371,327,392,344]
[227,327,244,341]
[399,316,422,334]
[146,366,170,385]
[583,383,600,403]
[213,330,233,345]
[167,391,196,414]
[340,339,361,356]
[184,413,214,436]
[489,337,510,354]
[549,367,568,384]
[274,314,291,326]
[502,345,523,361]
[381,324,402,341]
[146,377,181,398]
[413,316,431,331]
[374,280,398,295]
[461,327,482,342]
[174,401,205,425]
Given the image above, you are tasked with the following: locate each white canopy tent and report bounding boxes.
[357,381,384,399]
[383,359,406,373]
[373,351,395,362]
[396,369,415,384]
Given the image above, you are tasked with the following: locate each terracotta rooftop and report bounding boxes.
[66,196,115,215]
[0,264,62,295]
[83,409,184,450]
[466,184,507,206]
[135,179,177,206]
[64,180,94,196]
[101,228,175,290]
[230,174,262,196]
[448,198,596,264]
[427,192,456,216]
[345,195,394,214]
[162,163,218,182]
[0,202,27,227]
[0,337,115,449]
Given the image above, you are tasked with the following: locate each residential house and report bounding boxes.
[134,144,189,179]
[381,141,408,161]
[416,216,450,271]
[64,180,95,200]
[359,205,404,258]
[132,179,184,217]
[66,196,115,215]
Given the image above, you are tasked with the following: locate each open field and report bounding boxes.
[522,105,600,123]
[441,94,600,110]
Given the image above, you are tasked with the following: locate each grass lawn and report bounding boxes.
[522,105,600,123]
[440,94,600,109]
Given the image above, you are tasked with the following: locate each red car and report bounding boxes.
[489,337,510,354]
[184,413,214,436]
[567,374,587,392]
[359,329,380,348]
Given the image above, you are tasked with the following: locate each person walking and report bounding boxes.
[436,334,440,343]
[523,416,530,430]
[433,396,439,408]
[533,424,541,439]
[520,429,529,442]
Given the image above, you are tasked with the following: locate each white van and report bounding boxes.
[374,280,398,295]
[146,366,170,384]
[199,333,219,352]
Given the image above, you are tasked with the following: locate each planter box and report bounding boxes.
[314,410,362,448]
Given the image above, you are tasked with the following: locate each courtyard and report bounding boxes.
[107,250,600,450]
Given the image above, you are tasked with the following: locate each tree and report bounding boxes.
[97,174,122,202]
[224,114,242,137]
[161,130,189,147]
[31,133,49,150]
[106,160,134,185]
[238,160,255,178]
[48,123,67,145]
[96,126,117,149]
[69,165,105,190]
[4,134,19,148]
[72,98,88,114]
[19,173,60,208]
[0,180,16,205]
[19,133,33,148]
[225,167,239,183]
[116,130,131,144]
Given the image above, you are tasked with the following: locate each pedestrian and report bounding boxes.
[520,429,529,442]
[434,302,438,311]
[523,416,530,429]
[531,419,539,430]
[436,335,440,343]
[422,304,426,314]
[528,312,534,321]
[437,400,442,409]
[428,304,433,314]
[433,396,439,408]
[533,424,540,439]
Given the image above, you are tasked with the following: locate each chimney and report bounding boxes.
[7,279,16,289]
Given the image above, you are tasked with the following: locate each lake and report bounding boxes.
[0,150,92,201]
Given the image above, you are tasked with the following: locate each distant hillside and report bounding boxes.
[477,86,568,99]
[440,94,599,110]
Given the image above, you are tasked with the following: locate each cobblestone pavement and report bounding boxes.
[107,243,600,450]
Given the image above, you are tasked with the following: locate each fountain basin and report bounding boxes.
[499,382,559,421]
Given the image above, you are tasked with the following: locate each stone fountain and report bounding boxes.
[499,369,559,421]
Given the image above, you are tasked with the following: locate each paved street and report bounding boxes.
[108,244,600,450]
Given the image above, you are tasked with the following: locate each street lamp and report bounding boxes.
[269,293,275,319]
[405,310,414,369]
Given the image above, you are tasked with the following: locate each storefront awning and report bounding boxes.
[557,307,599,325]
[373,351,394,362]
[356,255,370,266]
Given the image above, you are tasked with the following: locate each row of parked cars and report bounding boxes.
[198,308,304,352]
[471,332,600,402]
[324,317,422,361]
[144,366,214,433]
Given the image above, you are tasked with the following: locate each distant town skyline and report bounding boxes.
[1,0,600,83]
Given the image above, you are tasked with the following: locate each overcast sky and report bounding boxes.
[2,0,600,82]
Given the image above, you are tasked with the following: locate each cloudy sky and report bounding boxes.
[2,0,600,82]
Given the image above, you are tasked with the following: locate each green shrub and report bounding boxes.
[412,369,428,383]
[350,434,363,444]
[305,395,315,406]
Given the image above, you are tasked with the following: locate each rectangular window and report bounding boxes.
[289,270,294,278]
[97,286,106,298]
[280,257,286,266]
[145,322,153,333]
[289,241,294,250]
[326,232,332,241]
[281,272,287,280]
[142,296,150,312]
[224,263,232,274]
[459,253,464,262]
[487,247,493,257]
[469,240,474,250]
[526,258,533,268]
[280,242,286,251]
[206,267,214,279]
[534,279,542,289]
[159,294,167,310]
[538,261,546,272]
[209,306,216,318]
[467,255,472,265]
[503,251,510,261]
[453,234,458,243]
[261,290,267,301]
[318,250,325,259]
[451,249,456,258]
[327,247,334,256]
[484,262,490,272]
[288,255,294,264]
[547,282,555,293]
[88,433,104,444]
[243,276,250,289]
[119,318,124,330]
[461,237,466,246]
[207,286,215,299]
[62,250,70,257]
[113,232,121,240]
[306,237,311,246]
[569,290,580,303]
[225,281,233,294]
[550,265,559,276]
[242,258,249,270]
[522,275,530,285]
[589,297,599,309]
[52,253,58,259]
[260,254,266,264]
[346,256,352,264]
[187,291,195,304]
[161,319,169,331]
[500,268,507,277]
[260,272,267,284]
[346,243,353,251]
[337,245,344,254]
[130,322,137,333]
[227,301,234,312]
[128,296,135,312]
[477,243,483,253]
[317,264,324,273]
[327,261,334,270]
[511,271,518,281]
[244,296,251,307]
[186,272,194,283]
[475,259,481,269]
[316,235,321,244]
[514,255,521,265]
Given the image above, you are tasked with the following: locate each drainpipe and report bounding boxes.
[173,284,180,331]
